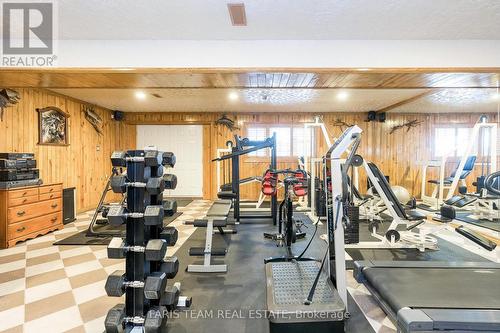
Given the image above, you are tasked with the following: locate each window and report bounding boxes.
[245,124,314,158]
[293,127,313,157]
[434,126,485,158]
[270,127,291,156]
[434,127,456,157]
[247,127,267,156]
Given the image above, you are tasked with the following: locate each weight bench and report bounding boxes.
[185,199,235,273]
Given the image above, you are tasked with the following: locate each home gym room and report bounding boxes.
[0,1,500,333]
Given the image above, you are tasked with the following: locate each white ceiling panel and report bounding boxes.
[51,0,500,40]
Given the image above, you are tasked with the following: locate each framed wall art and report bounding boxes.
[37,106,70,146]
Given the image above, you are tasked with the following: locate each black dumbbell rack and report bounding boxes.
[105,150,178,332]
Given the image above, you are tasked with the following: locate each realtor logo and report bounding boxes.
[2,2,53,54]
[2,1,56,66]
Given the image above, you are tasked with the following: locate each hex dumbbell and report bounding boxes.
[160,227,178,246]
[107,237,167,261]
[159,256,179,279]
[110,175,165,195]
[162,174,177,190]
[107,206,164,226]
[146,151,176,168]
[104,303,167,333]
[162,199,177,216]
[144,165,164,179]
[161,152,176,168]
[105,270,167,300]
[160,282,192,311]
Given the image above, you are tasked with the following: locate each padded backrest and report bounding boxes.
[261,169,278,196]
[450,155,476,179]
[292,171,308,197]
[367,162,407,219]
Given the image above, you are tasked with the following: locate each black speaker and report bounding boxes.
[377,112,386,122]
[367,111,376,121]
[63,187,76,224]
[113,110,124,121]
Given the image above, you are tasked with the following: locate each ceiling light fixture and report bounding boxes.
[492,92,500,100]
[336,91,349,101]
[135,91,147,100]
[243,89,317,105]
[228,92,239,101]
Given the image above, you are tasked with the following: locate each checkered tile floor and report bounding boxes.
[1,200,498,333]
[0,200,213,333]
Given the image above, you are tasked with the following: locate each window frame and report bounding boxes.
[433,123,490,161]
[244,123,315,162]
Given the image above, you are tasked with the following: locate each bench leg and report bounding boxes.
[187,219,228,273]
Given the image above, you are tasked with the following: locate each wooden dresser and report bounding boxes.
[0,183,63,248]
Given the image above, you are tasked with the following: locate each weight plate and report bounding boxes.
[385,229,401,242]
[352,154,364,167]
[368,221,380,232]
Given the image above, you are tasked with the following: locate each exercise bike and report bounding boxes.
[263,169,316,263]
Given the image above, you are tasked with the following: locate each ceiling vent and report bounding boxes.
[227,3,247,26]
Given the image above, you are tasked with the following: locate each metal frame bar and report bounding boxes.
[187,217,228,273]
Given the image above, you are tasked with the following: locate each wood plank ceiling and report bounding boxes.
[0,69,499,89]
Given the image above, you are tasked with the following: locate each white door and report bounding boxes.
[136,125,203,197]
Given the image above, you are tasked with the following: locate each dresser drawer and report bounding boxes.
[8,194,39,207]
[39,191,61,201]
[8,198,62,223]
[8,188,38,200]
[39,184,62,195]
[8,212,61,240]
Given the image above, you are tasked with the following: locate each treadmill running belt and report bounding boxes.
[363,267,500,312]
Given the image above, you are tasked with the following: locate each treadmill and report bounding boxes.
[354,260,500,332]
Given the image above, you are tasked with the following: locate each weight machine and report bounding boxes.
[262,169,313,263]
[213,134,278,223]
[420,119,497,210]
[264,126,362,333]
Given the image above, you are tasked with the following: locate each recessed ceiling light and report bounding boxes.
[135,91,147,100]
[228,92,239,101]
[357,68,371,71]
[492,92,500,100]
[336,91,349,101]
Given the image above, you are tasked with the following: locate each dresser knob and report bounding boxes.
[17,210,26,216]
[51,203,58,208]
[49,188,54,192]
[51,217,58,222]
[23,198,27,203]
[17,226,26,232]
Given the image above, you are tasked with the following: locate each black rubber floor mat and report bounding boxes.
[162,213,374,333]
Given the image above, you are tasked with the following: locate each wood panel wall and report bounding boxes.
[126,112,498,201]
[0,88,135,212]
[4,89,494,212]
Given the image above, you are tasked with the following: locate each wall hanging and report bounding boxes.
[37,106,70,145]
